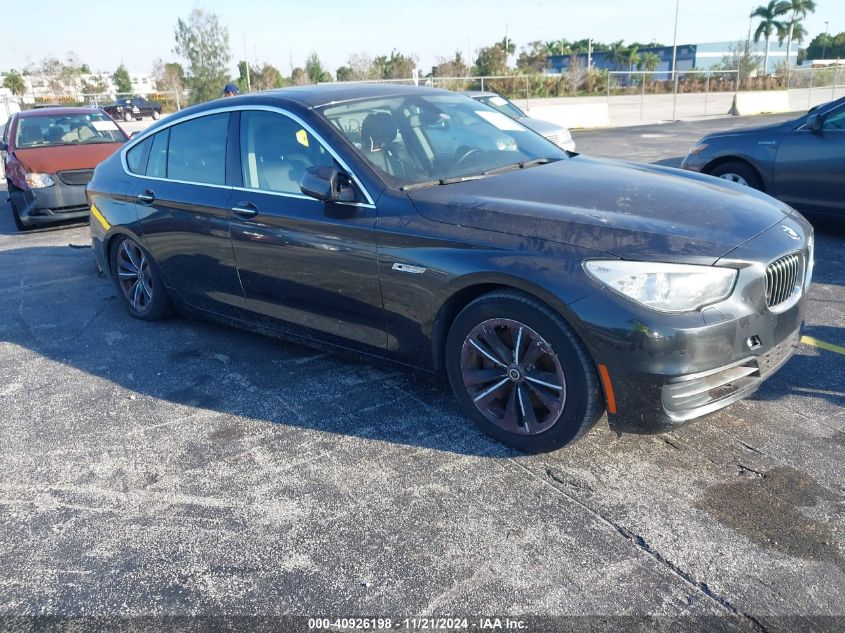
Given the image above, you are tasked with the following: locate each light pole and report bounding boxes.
[822,21,830,59]
[671,0,680,120]
[242,31,251,92]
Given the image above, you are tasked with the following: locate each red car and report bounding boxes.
[1,107,128,230]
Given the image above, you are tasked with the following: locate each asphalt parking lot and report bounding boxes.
[0,113,843,630]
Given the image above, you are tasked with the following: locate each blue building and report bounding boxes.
[548,41,797,76]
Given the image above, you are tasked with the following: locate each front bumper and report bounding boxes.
[9,176,89,227]
[571,213,812,433]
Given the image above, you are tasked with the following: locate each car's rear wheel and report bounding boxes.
[709,161,763,190]
[110,236,170,320]
[445,290,604,452]
[152,110,160,120]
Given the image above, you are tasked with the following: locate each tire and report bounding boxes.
[445,290,604,452]
[152,110,160,120]
[708,161,763,190]
[7,182,28,231]
[123,111,133,122]
[110,235,171,321]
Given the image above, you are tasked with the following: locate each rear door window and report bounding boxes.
[166,113,229,185]
[126,136,152,174]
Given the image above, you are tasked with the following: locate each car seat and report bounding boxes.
[254,123,310,193]
[360,112,406,178]
[18,125,44,146]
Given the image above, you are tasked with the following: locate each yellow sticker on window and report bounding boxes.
[296,129,309,147]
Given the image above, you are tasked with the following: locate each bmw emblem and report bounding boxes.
[780,225,800,240]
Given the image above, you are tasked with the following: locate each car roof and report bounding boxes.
[251,83,456,108]
[17,107,104,118]
[460,91,499,98]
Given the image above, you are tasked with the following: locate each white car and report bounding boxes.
[463,91,576,152]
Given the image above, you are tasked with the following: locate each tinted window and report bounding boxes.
[823,107,845,131]
[147,129,169,178]
[240,111,334,194]
[126,136,152,174]
[167,113,228,185]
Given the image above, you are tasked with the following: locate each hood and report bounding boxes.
[406,156,792,264]
[704,118,799,141]
[518,116,569,138]
[14,143,124,173]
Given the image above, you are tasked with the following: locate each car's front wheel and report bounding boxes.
[709,161,763,190]
[110,236,171,320]
[446,290,604,452]
[123,111,133,122]
[7,182,28,231]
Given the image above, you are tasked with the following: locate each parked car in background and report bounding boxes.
[681,97,845,216]
[463,91,576,152]
[1,107,127,230]
[103,97,162,122]
[88,85,811,452]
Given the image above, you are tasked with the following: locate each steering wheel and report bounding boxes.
[455,146,482,167]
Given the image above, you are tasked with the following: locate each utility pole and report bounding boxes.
[242,31,251,92]
[822,21,830,59]
[588,39,593,72]
[671,0,680,120]
[505,23,509,71]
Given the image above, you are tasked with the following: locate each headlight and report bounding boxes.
[584,260,737,312]
[805,234,814,290]
[687,143,708,156]
[25,173,55,188]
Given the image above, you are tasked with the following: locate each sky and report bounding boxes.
[4,0,844,76]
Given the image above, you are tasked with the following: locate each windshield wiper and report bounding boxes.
[483,157,558,176]
[400,174,489,191]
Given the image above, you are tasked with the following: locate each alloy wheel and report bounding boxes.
[116,240,154,311]
[460,318,566,435]
[718,173,748,186]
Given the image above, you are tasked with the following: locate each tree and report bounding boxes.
[81,75,109,95]
[253,63,285,90]
[173,8,231,104]
[804,31,845,60]
[517,41,549,73]
[2,69,26,95]
[778,0,815,70]
[722,40,763,81]
[430,51,469,77]
[112,63,132,94]
[153,59,186,93]
[623,45,640,75]
[637,51,661,82]
[291,67,308,85]
[40,57,65,94]
[750,1,790,74]
[474,39,513,76]
[606,41,628,71]
[372,50,417,79]
[305,52,332,83]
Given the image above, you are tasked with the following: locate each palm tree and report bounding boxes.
[623,45,640,84]
[606,41,628,71]
[751,0,790,75]
[2,69,27,96]
[637,51,662,82]
[779,0,816,70]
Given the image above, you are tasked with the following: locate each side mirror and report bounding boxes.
[806,113,823,133]
[300,166,355,203]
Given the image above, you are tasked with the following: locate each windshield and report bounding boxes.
[474,95,526,119]
[14,112,127,149]
[319,93,566,188]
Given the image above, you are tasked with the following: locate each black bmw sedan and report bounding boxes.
[87,85,813,452]
[681,97,845,216]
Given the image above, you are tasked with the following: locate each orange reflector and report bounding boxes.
[597,364,617,414]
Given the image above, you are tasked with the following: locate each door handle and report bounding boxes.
[137,190,155,204]
[231,202,258,218]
